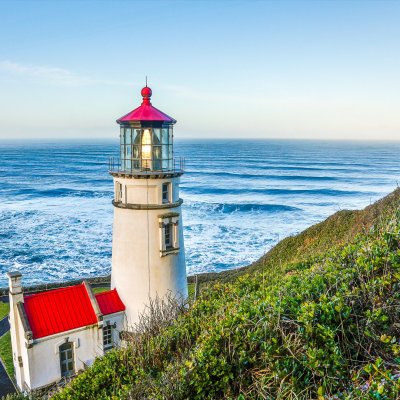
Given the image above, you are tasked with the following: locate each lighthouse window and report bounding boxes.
[132,129,141,144]
[153,145,162,170]
[119,126,174,172]
[159,213,179,255]
[161,128,169,145]
[164,223,173,249]
[153,128,161,144]
[115,183,120,202]
[162,183,170,203]
[125,128,132,144]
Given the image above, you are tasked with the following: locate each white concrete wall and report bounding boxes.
[25,325,102,390]
[20,311,124,391]
[111,176,188,329]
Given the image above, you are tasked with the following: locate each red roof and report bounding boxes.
[24,283,98,339]
[117,86,176,124]
[95,289,125,315]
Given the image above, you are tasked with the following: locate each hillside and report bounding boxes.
[193,188,400,286]
[5,189,400,400]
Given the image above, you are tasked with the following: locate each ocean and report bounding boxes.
[0,139,399,288]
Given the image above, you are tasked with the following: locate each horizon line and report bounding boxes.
[0,137,399,143]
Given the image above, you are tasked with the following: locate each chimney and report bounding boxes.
[7,271,23,302]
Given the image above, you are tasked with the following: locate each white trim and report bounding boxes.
[54,337,80,354]
[33,323,98,345]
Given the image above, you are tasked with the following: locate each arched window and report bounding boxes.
[59,342,74,377]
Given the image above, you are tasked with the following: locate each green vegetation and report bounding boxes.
[193,188,400,288]
[0,331,14,377]
[51,189,400,400]
[92,286,110,294]
[0,301,9,320]
[187,283,195,299]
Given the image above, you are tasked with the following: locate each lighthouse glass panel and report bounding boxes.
[120,126,173,172]
[132,129,141,169]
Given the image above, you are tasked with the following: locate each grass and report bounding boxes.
[92,286,110,294]
[0,331,14,377]
[0,301,9,321]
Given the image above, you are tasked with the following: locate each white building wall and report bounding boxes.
[26,325,101,390]
[24,310,124,391]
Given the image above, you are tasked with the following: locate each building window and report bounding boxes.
[103,325,113,349]
[162,183,170,204]
[59,342,74,378]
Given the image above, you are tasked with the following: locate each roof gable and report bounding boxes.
[24,283,98,339]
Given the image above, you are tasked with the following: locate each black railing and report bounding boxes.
[109,157,185,174]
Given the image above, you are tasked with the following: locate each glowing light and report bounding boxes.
[142,129,152,169]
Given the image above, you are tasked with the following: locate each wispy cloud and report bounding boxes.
[0,60,128,86]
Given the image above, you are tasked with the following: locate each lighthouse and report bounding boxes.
[110,85,188,328]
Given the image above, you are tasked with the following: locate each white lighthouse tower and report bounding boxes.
[110,85,188,328]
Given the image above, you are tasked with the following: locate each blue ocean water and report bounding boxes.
[0,139,399,287]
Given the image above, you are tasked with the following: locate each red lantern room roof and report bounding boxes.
[117,86,176,124]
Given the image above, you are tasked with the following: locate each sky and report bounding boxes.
[0,0,399,140]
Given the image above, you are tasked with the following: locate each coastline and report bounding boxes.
[3,186,399,297]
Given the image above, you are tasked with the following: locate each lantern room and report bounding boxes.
[116,86,177,172]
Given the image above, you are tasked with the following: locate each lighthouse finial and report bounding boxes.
[141,81,152,105]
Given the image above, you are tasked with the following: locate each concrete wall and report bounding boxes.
[26,325,101,390]
[24,310,125,390]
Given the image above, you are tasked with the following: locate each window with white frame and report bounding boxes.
[103,324,113,349]
[59,342,74,377]
[159,213,179,255]
[162,182,171,204]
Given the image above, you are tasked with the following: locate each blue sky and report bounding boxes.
[0,0,399,140]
